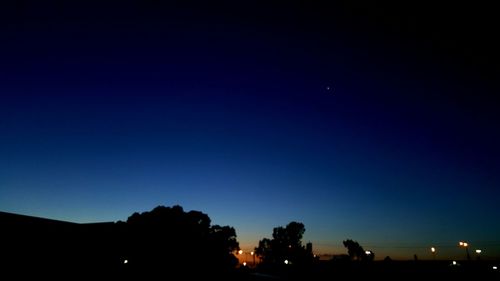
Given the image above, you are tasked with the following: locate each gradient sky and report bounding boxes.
[1,1,499,260]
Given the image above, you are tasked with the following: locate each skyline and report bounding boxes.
[0,207,496,261]
[1,1,499,260]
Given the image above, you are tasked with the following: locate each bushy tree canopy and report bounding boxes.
[343,239,374,261]
[125,205,239,273]
[255,221,313,267]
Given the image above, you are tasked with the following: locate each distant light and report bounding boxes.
[475,249,482,254]
[123,259,128,264]
[243,262,247,266]
[238,250,243,255]
[459,242,464,246]
[431,247,436,253]
[452,261,457,265]
[326,86,331,91]
[463,242,468,247]
[250,251,254,255]
[314,255,317,258]
[493,266,498,270]
[365,251,372,255]
[284,259,289,265]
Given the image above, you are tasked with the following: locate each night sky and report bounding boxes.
[1,1,499,259]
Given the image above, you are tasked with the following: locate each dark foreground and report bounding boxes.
[2,211,498,280]
[3,260,499,280]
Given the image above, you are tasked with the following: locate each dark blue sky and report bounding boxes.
[1,1,499,259]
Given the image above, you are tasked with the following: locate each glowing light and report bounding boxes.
[493,266,498,270]
[250,251,254,255]
[243,262,247,266]
[123,259,128,264]
[452,261,457,265]
[365,251,372,255]
[463,242,468,247]
[284,259,289,265]
[431,247,436,253]
[238,250,243,255]
[475,249,482,254]
[459,242,464,246]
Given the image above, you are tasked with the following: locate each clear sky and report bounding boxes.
[1,1,499,260]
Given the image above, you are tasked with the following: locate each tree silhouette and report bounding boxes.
[125,205,239,275]
[208,225,240,268]
[255,221,313,267]
[255,238,273,263]
[342,239,374,261]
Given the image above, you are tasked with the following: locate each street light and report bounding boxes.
[250,251,255,266]
[458,241,470,261]
[475,249,482,260]
[431,247,436,260]
[238,250,244,266]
